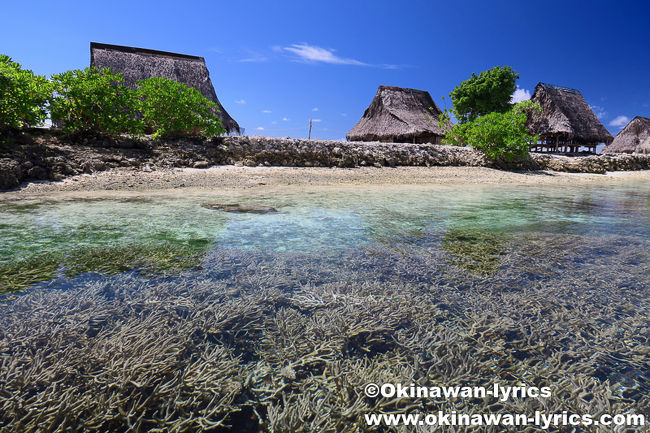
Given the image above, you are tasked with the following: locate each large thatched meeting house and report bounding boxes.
[526,82,613,153]
[90,42,240,134]
[347,85,445,144]
[603,116,650,154]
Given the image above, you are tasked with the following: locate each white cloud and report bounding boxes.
[234,99,246,105]
[262,110,272,114]
[510,86,531,103]
[312,119,322,122]
[609,115,630,127]
[312,107,319,112]
[283,43,367,66]
[238,51,268,63]
[282,117,290,121]
[271,121,278,125]
[590,105,606,119]
[256,126,264,131]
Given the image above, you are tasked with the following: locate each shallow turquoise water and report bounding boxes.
[1,183,648,266]
[0,182,649,431]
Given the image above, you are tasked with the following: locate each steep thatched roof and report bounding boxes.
[527,83,613,144]
[347,86,444,143]
[90,42,239,133]
[603,116,650,154]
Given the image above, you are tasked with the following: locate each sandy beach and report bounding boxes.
[2,166,649,201]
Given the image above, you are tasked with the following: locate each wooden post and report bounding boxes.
[308,118,312,140]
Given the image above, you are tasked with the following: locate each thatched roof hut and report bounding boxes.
[90,42,240,134]
[347,86,444,144]
[603,116,650,154]
[527,82,613,153]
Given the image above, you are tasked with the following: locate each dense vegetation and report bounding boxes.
[449,66,519,123]
[442,66,540,162]
[0,55,51,131]
[442,100,541,162]
[50,67,143,136]
[0,55,224,140]
[136,77,225,139]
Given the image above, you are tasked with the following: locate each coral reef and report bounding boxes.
[0,231,648,432]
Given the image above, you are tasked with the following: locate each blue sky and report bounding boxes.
[3,0,649,140]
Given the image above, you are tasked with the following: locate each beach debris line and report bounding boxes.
[202,202,277,213]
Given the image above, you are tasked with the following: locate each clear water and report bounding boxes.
[0,182,649,431]
[2,184,648,264]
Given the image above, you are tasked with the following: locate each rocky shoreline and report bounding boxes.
[1,129,650,190]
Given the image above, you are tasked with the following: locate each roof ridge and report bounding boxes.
[90,42,204,61]
[539,82,581,95]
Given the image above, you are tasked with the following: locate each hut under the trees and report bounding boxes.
[90,42,240,134]
[602,116,650,154]
[346,85,445,144]
[526,82,612,153]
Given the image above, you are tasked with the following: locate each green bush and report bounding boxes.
[49,67,142,136]
[136,77,225,139]
[0,54,52,130]
[441,100,541,162]
[449,66,519,123]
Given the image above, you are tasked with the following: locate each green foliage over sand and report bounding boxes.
[441,100,541,162]
[136,77,225,140]
[1,55,225,141]
[449,65,519,123]
[0,55,51,131]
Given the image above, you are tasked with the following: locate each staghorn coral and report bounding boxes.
[0,231,648,432]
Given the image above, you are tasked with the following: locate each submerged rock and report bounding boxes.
[202,203,277,213]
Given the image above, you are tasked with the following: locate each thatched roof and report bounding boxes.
[347,86,444,143]
[527,83,613,144]
[603,116,650,154]
[90,42,240,133]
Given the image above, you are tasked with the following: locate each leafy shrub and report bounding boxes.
[49,67,142,136]
[449,66,519,123]
[135,77,225,139]
[0,54,52,130]
[441,100,541,162]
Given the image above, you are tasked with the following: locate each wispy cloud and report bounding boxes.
[255,126,264,131]
[590,105,606,119]
[609,115,630,127]
[283,43,367,66]
[237,49,269,63]
[262,110,272,114]
[234,99,246,105]
[282,117,290,121]
[510,86,531,103]
[239,55,268,63]
[312,119,322,123]
[312,107,319,112]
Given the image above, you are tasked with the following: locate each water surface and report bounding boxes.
[0,182,648,432]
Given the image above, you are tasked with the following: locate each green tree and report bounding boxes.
[49,67,142,135]
[0,54,52,131]
[449,66,519,123]
[441,100,541,162]
[135,77,225,140]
